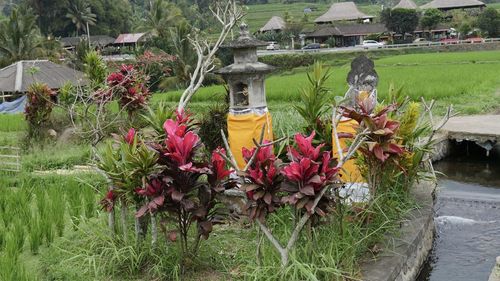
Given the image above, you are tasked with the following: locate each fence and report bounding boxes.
[258,37,500,56]
[381,38,500,49]
[0,146,21,172]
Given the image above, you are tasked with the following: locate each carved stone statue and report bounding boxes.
[343,55,378,111]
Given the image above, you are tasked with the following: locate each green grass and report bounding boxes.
[0,172,106,281]
[0,114,26,132]
[488,2,500,11]
[154,50,500,115]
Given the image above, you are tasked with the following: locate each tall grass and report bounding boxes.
[0,113,26,132]
[0,172,104,280]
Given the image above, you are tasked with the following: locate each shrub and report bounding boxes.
[135,50,176,92]
[24,82,56,141]
[260,53,315,69]
[198,101,228,152]
[105,65,151,117]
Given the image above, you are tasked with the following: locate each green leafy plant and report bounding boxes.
[84,50,108,88]
[294,61,333,150]
[141,102,174,137]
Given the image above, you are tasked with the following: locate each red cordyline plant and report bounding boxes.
[134,110,235,258]
[281,131,339,218]
[341,96,405,195]
[242,142,283,222]
[94,64,150,116]
[24,82,56,141]
[230,128,352,268]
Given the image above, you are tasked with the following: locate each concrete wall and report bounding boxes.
[359,181,435,281]
[431,134,450,162]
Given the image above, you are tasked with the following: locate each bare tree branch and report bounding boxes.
[178,0,244,110]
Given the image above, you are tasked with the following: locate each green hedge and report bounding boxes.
[258,46,493,70]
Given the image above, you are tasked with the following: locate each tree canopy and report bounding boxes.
[477,8,500,38]
[381,8,419,37]
[420,8,443,32]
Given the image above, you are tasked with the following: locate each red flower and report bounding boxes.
[320,152,339,180]
[164,131,199,166]
[163,119,187,138]
[124,128,135,145]
[242,142,275,164]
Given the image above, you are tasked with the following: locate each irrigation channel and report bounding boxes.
[417,141,500,281]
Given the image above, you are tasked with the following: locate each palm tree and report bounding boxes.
[66,0,96,38]
[138,0,185,38]
[0,6,46,66]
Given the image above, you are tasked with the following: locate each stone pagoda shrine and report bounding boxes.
[216,23,275,168]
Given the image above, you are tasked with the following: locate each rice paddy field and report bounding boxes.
[152,50,500,115]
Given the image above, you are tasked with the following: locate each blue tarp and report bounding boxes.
[0,95,26,114]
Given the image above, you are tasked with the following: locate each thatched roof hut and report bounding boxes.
[259,16,286,33]
[0,60,87,93]
[394,0,418,9]
[420,0,486,10]
[315,2,374,24]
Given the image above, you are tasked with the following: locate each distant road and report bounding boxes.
[257,38,500,57]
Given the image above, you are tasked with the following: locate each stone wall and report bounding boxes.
[431,134,450,162]
[429,42,500,53]
[359,181,435,281]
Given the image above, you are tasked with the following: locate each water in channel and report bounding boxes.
[417,142,500,281]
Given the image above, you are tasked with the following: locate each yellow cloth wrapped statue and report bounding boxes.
[227,109,273,169]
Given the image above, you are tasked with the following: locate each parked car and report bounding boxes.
[413,38,430,43]
[302,43,320,50]
[361,40,383,49]
[464,37,484,43]
[439,38,459,44]
[266,42,280,51]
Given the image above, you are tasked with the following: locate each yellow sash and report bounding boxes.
[227,111,273,169]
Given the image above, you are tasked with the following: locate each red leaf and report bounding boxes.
[168,231,177,242]
[373,145,388,162]
[135,205,149,218]
[387,143,404,155]
[300,185,315,196]
[171,190,184,202]
[152,196,164,207]
[263,192,272,205]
